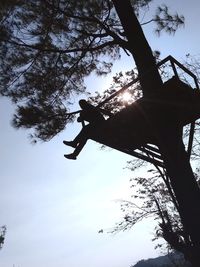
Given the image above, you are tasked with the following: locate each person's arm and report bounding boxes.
[77,112,86,127]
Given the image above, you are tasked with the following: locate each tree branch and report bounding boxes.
[0,38,117,54]
[141,18,183,26]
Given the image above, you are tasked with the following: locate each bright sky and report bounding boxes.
[1,1,200,267]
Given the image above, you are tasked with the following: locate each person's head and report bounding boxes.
[79,99,90,109]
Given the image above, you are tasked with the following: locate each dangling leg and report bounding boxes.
[64,137,87,160]
[63,140,77,148]
[63,124,91,147]
[64,125,91,160]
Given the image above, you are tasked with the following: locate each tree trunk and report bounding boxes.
[157,127,200,266]
[112,0,200,265]
[112,0,163,97]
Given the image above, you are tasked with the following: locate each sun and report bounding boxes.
[121,91,132,102]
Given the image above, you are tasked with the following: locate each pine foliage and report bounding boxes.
[0,0,184,141]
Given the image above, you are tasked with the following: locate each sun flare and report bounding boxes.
[121,91,132,102]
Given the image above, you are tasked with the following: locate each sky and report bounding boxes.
[1,1,200,267]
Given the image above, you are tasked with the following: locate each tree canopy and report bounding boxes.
[0,0,184,141]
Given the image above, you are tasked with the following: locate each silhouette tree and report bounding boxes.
[0,0,184,140]
[1,1,200,265]
[110,167,199,263]
[96,64,200,264]
[0,226,6,250]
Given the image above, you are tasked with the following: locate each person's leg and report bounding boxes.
[63,140,77,147]
[63,125,90,147]
[64,125,91,160]
[64,137,87,160]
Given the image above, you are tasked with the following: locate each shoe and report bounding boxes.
[64,154,77,160]
[63,140,77,148]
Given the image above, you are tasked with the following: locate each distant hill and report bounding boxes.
[131,253,191,267]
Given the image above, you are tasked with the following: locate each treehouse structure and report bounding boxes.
[80,56,200,168]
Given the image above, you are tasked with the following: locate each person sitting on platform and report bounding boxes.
[63,99,111,160]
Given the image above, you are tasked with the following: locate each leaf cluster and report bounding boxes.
[0,226,6,250]
[88,69,142,113]
[110,167,195,258]
[153,5,185,35]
